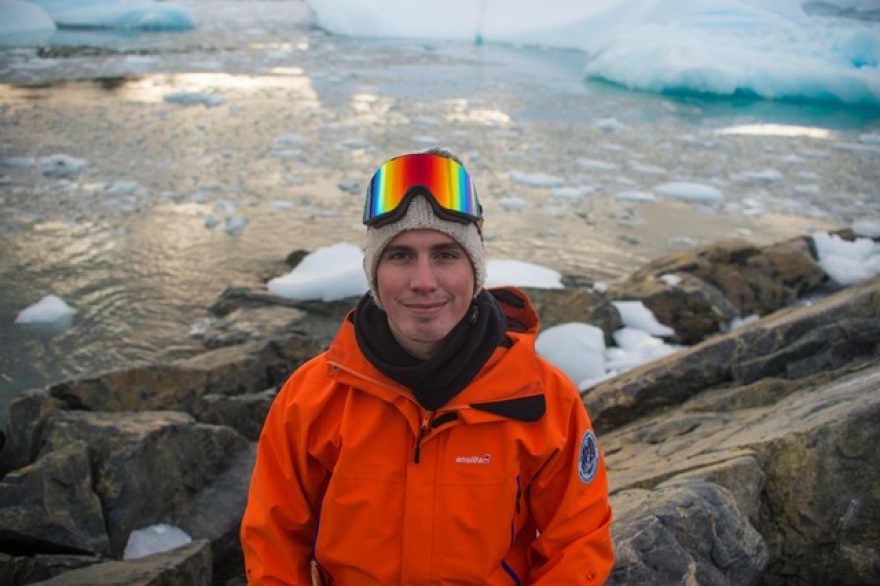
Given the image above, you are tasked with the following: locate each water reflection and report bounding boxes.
[1,16,877,429]
[0,71,319,104]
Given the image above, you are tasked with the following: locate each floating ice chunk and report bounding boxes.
[268,242,368,302]
[272,149,302,160]
[736,169,786,187]
[39,154,87,178]
[412,117,439,128]
[163,92,226,107]
[1,156,36,169]
[612,300,675,337]
[853,219,880,239]
[833,142,880,154]
[793,184,821,196]
[105,180,138,196]
[215,200,236,217]
[550,186,594,200]
[617,190,656,203]
[740,199,766,216]
[412,135,441,145]
[337,180,360,194]
[629,162,667,176]
[499,197,529,211]
[653,182,723,203]
[273,200,294,211]
[595,117,627,132]
[577,159,619,172]
[339,138,371,150]
[15,294,75,324]
[536,323,606,387]
[123,524,192,561]
[509,171,565,188]
[224,216,249,235]
[486,259,563,289]
[36,0,195,31]
[273,134,308,145]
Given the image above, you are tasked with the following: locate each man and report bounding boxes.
[240,148,614,584]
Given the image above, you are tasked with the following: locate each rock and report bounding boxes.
[1,552,104,585]
[1,235,877,584]
[208,284,353,325]
[0,440,110,557]
[608,481,768,585]
[192,389,276,441]
[609,237,828,343]
[584,275,880,431]
[177,444,257,585]
[44,334,322,416]
[37,411,249,557]
[608,271,738,344]
[522,287,623,346]
[0,389,64,476]
[597,282,880,583]
[29,539,212,586]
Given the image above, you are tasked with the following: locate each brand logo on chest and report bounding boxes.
[455,453,492,465]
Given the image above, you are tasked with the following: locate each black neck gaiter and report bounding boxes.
[353,290,506,411]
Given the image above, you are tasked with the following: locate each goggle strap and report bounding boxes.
[368,189,484,236]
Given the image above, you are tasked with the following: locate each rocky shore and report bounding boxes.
[1,231,878,585]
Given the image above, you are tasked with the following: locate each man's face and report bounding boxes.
[376,229,475,359]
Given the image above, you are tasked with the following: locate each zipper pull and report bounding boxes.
[414,412,432,464]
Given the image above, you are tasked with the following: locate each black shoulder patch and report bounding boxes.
[471,395,546,423]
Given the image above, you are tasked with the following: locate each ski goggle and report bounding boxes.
[362,153,483,231]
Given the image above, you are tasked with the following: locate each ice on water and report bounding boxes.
[0,0,194,36]
[14,294,74,324]
[4,0,880,388]
[304,0,880,107]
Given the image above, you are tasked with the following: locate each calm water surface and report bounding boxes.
[1,0,878,424]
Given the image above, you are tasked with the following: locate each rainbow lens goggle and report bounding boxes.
[363,153,483,232]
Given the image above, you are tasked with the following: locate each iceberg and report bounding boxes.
[0,1,55,35]
[1,0,194,34]
[305,0,880,107]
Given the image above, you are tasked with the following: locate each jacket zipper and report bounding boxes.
[501,475,524,586]
[413,411,432,464]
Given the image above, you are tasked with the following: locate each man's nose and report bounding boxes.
[410,255,438,290]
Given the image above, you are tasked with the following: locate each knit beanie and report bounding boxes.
[363,194,486,309]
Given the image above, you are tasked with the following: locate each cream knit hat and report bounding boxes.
[363,194,486,309]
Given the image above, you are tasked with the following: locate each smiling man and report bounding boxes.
[241,148,614,585]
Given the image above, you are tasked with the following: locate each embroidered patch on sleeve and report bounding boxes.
[578,430,599,484]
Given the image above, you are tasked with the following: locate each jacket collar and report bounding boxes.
[325,287,546,423]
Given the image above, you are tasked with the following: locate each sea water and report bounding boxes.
[0,0,878,424]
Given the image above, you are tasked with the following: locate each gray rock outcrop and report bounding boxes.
[0,233,877,585]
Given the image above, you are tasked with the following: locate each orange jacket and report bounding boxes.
[241,287,613,585]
